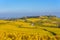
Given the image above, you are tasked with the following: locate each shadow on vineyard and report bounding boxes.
[42,29,56,35]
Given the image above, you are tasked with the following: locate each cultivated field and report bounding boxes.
[0,15,60,40]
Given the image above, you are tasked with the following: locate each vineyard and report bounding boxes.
[0,15,60,40]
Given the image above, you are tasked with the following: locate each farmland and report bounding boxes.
[0,15,60,40]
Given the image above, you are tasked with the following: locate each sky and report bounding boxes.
[0,0,60,18]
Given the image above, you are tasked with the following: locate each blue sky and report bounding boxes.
[0,0,60,18]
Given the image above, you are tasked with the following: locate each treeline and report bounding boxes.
[4,15,58,20]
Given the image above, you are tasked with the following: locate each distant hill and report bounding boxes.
[3,15,60,28]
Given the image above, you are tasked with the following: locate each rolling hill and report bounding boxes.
[0,15,60,40]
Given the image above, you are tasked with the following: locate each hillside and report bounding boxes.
[0,15,60,40]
